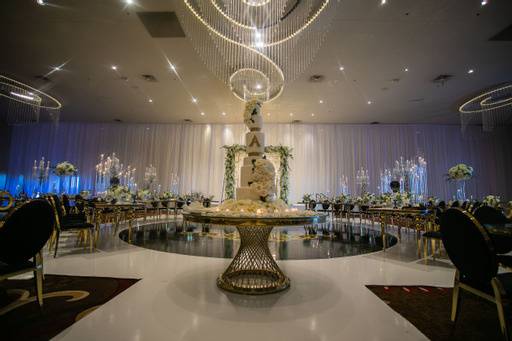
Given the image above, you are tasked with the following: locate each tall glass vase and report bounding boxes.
[456,180,466,202]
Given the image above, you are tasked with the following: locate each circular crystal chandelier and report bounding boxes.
[175,0,339,102]
[0,75,61,125]
[459,83,512,131]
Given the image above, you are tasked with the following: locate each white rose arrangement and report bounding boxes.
[448,163,473,181]
[483,195,501,208]
[249,159,276,201]
[243,100,262,126]
[105,185,132,203]
[54,161,77,176]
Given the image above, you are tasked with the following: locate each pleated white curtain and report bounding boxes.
[6,122,512,202]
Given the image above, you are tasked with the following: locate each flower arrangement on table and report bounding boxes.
[136,189,152,201]
[105,185,132,203]
[54,161,78,176]
[447,163,473,181]
[160,192,176,200]
[302,193,312,203]
[184,199,318,218]
[483,195,501,208]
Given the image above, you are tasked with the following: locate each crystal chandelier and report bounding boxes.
[175,0,339,102]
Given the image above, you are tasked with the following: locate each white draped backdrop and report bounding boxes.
[5,122,512,202]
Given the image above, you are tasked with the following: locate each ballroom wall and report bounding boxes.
[4,122,512,202]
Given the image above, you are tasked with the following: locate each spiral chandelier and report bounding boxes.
[459,83,512,131]
[0,75,61,125]
[175,0,339,102]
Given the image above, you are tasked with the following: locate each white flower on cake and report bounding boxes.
[243,100,262,127]
[248,159,276,200]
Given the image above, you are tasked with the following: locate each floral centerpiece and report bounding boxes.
[447,163,473,181]
[136,189,152,201]
[105,185,132,203]
[483,195,501,208]
[54,161,77,176]
[302,193,312,203]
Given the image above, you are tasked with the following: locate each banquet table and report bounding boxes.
[182,212,326,295]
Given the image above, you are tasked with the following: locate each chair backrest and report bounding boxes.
[440,208,498,284]
[473,205,510,225]
[0,199,55,264]
[51,194,65,219]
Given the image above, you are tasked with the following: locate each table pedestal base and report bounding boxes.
[217,225,290,295]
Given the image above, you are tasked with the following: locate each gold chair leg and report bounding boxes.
[89,229,94,253]
[492,279,510,341]
[451,271,461,322]
[34,254,44,307]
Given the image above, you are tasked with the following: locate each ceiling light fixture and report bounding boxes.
[468,69,475,74]
[319,100,324,104]
[125,0,134,5]
[267,113,270,116]
[36,0,45,5]
[148,99,153,103]
[192,97,198,103]
[339,66,345,71]
[367,100,372,105]
[10,92,35,101]
[53,66,61,71]
[111,65,118,70]
[381,0,387,5]
[200,112,205,116]
[404,67,409,72]
[221,112,226,116]
[311,113,315,117]
[289,113,293,116]
[481,0,488,5]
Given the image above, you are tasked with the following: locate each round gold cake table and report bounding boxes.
[182,212,326,295]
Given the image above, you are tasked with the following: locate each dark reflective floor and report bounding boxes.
[119,221,397,260]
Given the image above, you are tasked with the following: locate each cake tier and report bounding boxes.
[245,114,263,131]
[243,155,262,166]
[246,131,265,155]
[236,187,261,201]
[240,165,254,187]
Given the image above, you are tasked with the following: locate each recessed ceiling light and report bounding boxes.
[267,113,270,116]
[319,100,324,104]
[289,113,293,116]
[404,67,409,72]
[53,66,61,71]
[111,65,118,70]
[255,83,262,90]
[339,66,345,71]
[311,113,315,117]
[192,97,198,103]
[481,0,488,5]
[148,99,153,103]
[467,69,475,74]
[170,64,176,71]
[125,0,134,5]
[367,100,372,105]
[36,0,45,5]
[200,112,205,116]
[380,0,387,5]
[221,112,226,116]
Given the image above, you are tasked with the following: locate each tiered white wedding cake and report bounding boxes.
[236,100,277,202]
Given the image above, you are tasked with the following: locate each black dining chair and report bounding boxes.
[473,205,512,257]
[48,195,95,257]
[440,208,511,340]
[0,199,55,307]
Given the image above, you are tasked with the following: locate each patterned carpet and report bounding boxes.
[0,274,139,340]
[367,285,511,340]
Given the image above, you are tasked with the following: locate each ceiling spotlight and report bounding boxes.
[221,112,226,116]
[255,83,262,90]
[481,0,488,5]
[267,113,271,116]
[311,113,315,117]
[200,112,205,116]
[319,100,324,104]
[111,65,118,70]
[339,66,345,71]
[125,0,134,5]
[467,69,475,74]
[170,64,176,71]
[36,0,45,5]
[53,66,61,71]
[148,99,153,103]
[367,100,372,105]
[289,113,294,116]
[404,67,409,72]
[192,97,198,103]
[380,0,387,5]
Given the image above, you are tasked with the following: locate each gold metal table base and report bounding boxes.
[217,225,290,295]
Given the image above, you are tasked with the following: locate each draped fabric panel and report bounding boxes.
[5,122,512,202]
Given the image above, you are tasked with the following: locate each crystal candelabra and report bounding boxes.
[356,167,370,196]
[339,175,349,196]
[32,157,50,196]
[144,164,157,191]
[379,169,392,194]
[380,156,428,203]
[169,172,179,195]
[94,153,136,193]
